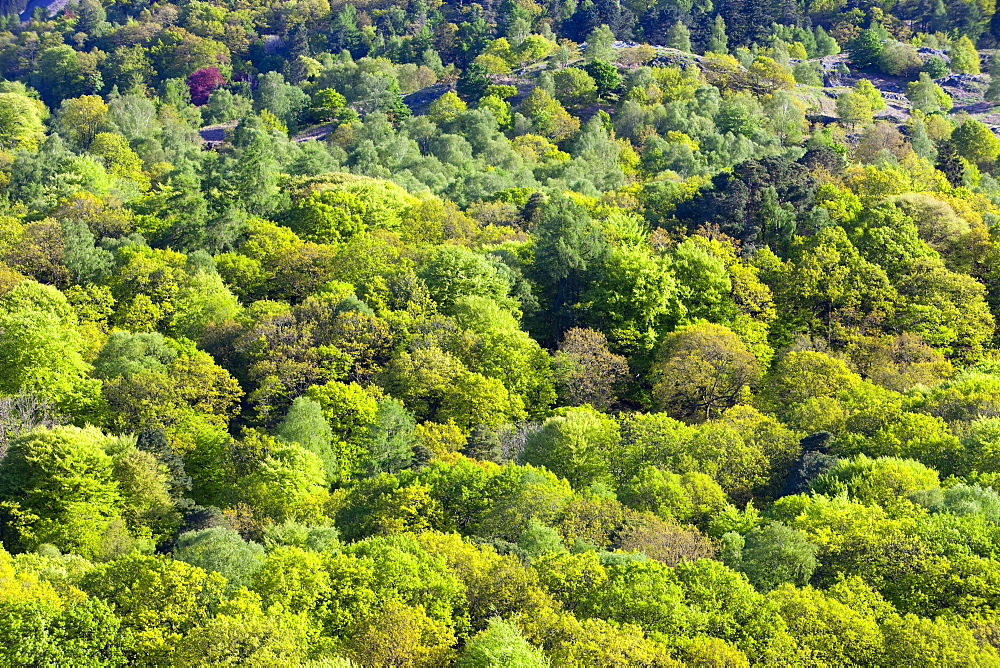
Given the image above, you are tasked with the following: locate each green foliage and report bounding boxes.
[419,245,512,313]
[651,323,761,422]
[80,554,226,663]
[951,118,1000,166]
[949,35,981,74]
[848,27,886,71]
[458,617,549,666]
[722,522,819,591]
[4,0,1000,659]
[276,396,338,482]
[907,73,953,113]
[810,455,940,506]
[0,281,101,416]
[0,597,129,667]
[173,527,265,589]
[521,407,620,489]
[0,426,122,557]
[0,92,45,151]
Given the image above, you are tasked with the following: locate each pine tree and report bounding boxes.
[909,115,936,160]
[986,53,1000,103]
[456,62,491,101]
[707,15,729,54]
[463,424,503,462]
[667,20,693,52]
[935,141,964,187]
[814,26,839,57]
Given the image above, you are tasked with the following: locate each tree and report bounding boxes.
[250,545,332,614]
[428,91,468,124]
[310,88,349,122]
[32,46,88,106]
[906,73,952,113]
[949,35,980,74]
[769,584,885,665]
[553,68,598,108]
[518,517,568,556]
[104,46,154,92]
[776,226,896,345]
[814,27,839,57]
[458,617,549,666]
[186,67,226,106]
[878,41,921,77]
[950,118,1000,166]
[620,465,727,526]
[0,597,128,667]
[848,27,886,71]
[652,323,761,422]
[853,79,885,112]
[553,328,629,410]
[675,558,796,659]
[174,527,266,589]
[721,522,819,591]
[345,599,457,667]
[922,55,949,78]
[306,380,381,476]
[419,245,511,313]
[276,396,338,482]
[759,351,861,414]
[0,426,122,557]
[519,88,581,142]
[809,455,940,506]
[740,57,795,95]
[169,271,241,341]
[584,60,622,99]
[80,555,226,664]
[0,281,101,416]
[55,95,108,148]
[585,25,616,62]
[521,407,620,488]
[89,132,146,186]
[530,193,608,343]
[110,443,180,541]
[907,115,936,160]
[253,72,309,131]
[986,53,1000,103]
[457,63,491,102]
[241,438,329,521]
[584,244,679,356]
[707,15,729,54]
[928,136,964,185]
[0,92,45,151]
[666,21,692,52]
[234,132,283,217]
[836,91,873,128]
[766,91,808,144]
[173,592,312,666]
[883,614,1000,665]
[361,398,417,475]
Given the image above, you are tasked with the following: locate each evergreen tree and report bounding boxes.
[909,115,936,160]
[463,424,503,462]
[935,141,964,186]
[667,21,693,52]
[457,62,491,101]
[530,193,609,344]
[814,26,839,56]
[848,27,886,70]
[707,15,729,54]
[986,52,1000,103]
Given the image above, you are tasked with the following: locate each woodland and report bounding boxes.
[5,0,1000,664]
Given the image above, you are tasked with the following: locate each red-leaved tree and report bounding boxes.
[186,66,226,106]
